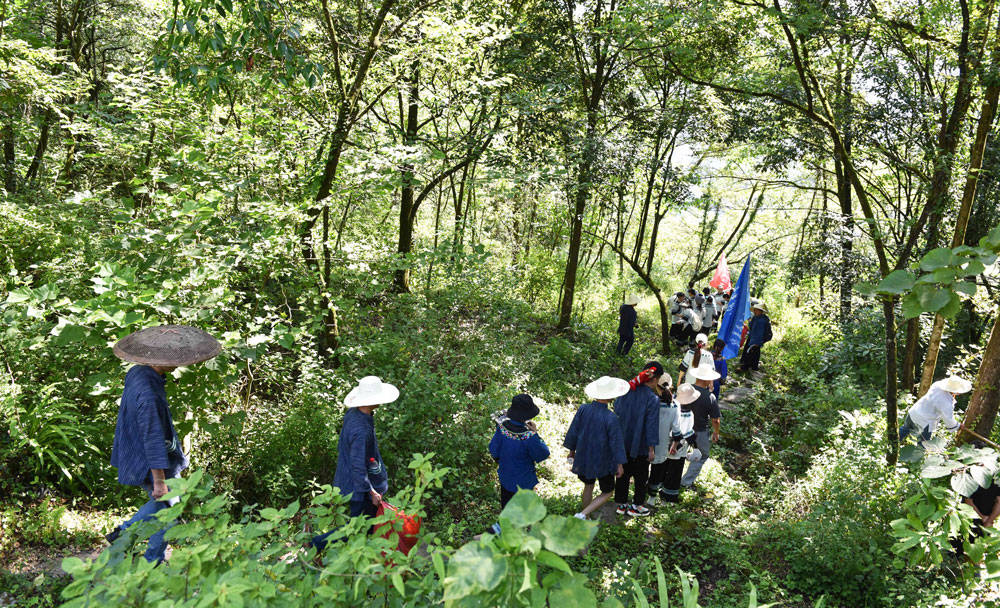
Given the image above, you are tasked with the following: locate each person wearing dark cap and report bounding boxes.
[488,394,550,509]
[105,325,220,563]
[612,362,664,517]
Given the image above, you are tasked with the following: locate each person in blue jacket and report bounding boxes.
[489,394,550,509]
[613,361,664,517]
[563,376,628,520]
[313,375,399,551]
[616,294,640,355]
[105,325,220,563]
[711,339,728,399]
[740,302,773,373]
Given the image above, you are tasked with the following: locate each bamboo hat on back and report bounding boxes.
[113,325,221,367]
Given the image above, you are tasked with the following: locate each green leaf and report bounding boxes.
[938,292,962,318]
[954,281,977,296]
[899,444,925,463]
[984,225,1000,249]
[921,465,953,478]
[961,259,986,277]
[537,515,598,556]
[917,287,951,312]
[391,572,405,596]
[951,471,980,497]
[499,489,546,528]
[901,294,924,319]
[549,575,597,608]
[928,268,956,283]
[444,542,508,601]
[920,248,956,271]
[875,270,915,295]
[536,550,571,573]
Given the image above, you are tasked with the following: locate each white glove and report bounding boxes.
[686,448,702,462]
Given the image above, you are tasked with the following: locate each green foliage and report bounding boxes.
[0,385,102,491]
[867,226,1000,319]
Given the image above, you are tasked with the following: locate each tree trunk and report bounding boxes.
[2,121,16,193]
[557,114,596,329]
[902,317,920,392]
[883,298,900,465]
[960,311,1000,441]
[394,59,420,294]
[917,54,1000,395]
[25,110,52,182]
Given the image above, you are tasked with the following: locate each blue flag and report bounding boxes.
[718,255,752,360]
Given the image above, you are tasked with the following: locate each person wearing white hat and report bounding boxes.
[740,302,772,373]
[313,376,399,551]
[647,375,698,505]
[657,383,703,502]
[680,364,721,489]
[899,375,973,443]
[563,377,629,519]
[616,295,641,356]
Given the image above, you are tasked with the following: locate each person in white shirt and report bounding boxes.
[702,289,717,330]
[899,376,973,443]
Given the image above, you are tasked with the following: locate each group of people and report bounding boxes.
[489,348,724,522]
[106,315,992,566]
[667,287,728,348]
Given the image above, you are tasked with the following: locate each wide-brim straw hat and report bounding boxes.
[695,333,708,345]
[345,376,400,408]
[626,294,641,306]
[676,384,700,405]
[934,375,973,395]
[113,325,221,367]
[585,376,630,400]
[688,364,721,382]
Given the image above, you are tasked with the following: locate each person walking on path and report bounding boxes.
[616,295,640,356]
[489,394,550,509]
[668,292,689,346]
[678,333,711,386]
[701,288,717,331]
[313,375,399,550]
[613,361,664,517]
[740,302,772,373]
[711,339,728,399]
[653,382,700,503]
[680,364,721,489]
[106,325,221,563]
[899,376,973,443]
[563,377,629,520]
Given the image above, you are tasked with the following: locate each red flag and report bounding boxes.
[709,253,731,292]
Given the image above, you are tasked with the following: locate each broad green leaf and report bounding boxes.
[961,259,986,277]
[444,542,508,600]
[875,270,915,295]
[921,465,953,478]
[499,489,546,528]
[951,471,979,496]
[954,281,977,296]
[536,550,571,573]
[920,248,956,271]
[917,287,951,312]
[938,292,962,318]
[901,294,924,319]
[537,515,598,556]
[899,444,925,463]
[549,576,597,608]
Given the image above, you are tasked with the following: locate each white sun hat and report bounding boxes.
[688,365,721,382]
[658,374,673,390]
[626,294,641,306]
[751,301,768,313]
[934,375,973,395]
[344,376,400,408]
[695,333,708,345]
[676,384,700,405]
[585,376,630,400]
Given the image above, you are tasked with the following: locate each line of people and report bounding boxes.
[489,350,723,522]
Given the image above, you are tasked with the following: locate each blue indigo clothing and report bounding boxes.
[110,365,188,486]
[614,456,649,505]
[112,479,180,563]
[616,335,635,356]
[746,314,773,347]
[688,385,721,432]
[713,359,728,398]
[614,385,660,459]
[618,304,637,337]
[489,420,550,493]
[563,401,627,480]
[333,408,388,500]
